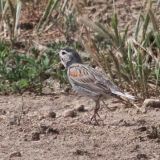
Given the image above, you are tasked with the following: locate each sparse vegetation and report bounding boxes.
[0,0,159,99]
[0,41,67,94]
[75,1,160,99]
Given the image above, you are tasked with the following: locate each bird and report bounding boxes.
[59,48,135,124]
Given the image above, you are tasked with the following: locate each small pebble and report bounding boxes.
[0,109,6,115]
[63,109,76,118]
[23,134,28,141]
[136,153,147,159]
[39,123,59,135]
[138,126,147,132]
[74,149,84,155]
[18,127,23,132]
[39,123,49,134]
[31,131,40,141]
[39,115,45,120]
[46,128,59,135]
[76,105,85,112]
[73,149,88,156]
[54,96,59,99]
[10,151,21,158]
[48,111,56,118]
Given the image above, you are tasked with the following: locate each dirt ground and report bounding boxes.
[0,93,160,160]
[0,1,160,160]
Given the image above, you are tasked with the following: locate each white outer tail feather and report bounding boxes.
[112,91,135,100]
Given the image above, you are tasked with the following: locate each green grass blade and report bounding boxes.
[14,0,22,36]
[36,0,59,31]
[134,14,143,40]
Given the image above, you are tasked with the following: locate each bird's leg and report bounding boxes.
[90,99,101,125]
[102,100,112,111]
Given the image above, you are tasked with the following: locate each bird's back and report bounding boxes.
[67,63,120,98]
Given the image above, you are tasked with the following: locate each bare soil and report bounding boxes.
[0,93,160,160]
[1,1,160,160]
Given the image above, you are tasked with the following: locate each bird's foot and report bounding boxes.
[90,112,104,126]
[102,100,113,111]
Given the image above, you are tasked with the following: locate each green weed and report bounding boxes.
[0,41,68,94]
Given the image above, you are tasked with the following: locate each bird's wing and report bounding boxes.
[89,67,121,92]
[89,67,135,100]
[68,64,96,84]
[67,64,111,93]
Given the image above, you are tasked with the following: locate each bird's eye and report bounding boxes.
[61,51,66,55]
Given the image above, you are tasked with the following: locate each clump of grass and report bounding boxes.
[0,41,67,94]
[78,1,160,99]
[0,0,22,44]
[0,0,159,99]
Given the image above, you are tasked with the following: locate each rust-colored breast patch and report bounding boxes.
[69,66,95,83]
[69,68,82,77]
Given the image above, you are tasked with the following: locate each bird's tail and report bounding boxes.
[112,90,135,100]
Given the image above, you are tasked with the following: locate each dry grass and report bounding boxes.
[0,0,160,98]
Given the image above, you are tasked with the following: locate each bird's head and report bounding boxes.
[59,48,82,68]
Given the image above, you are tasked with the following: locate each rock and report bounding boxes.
[46,128,59,135]
[0,109,6,115]
[118,119,132,127]
[39,123,59,135]
[18,127,23,132]
[39,109,56,119]
[39,115,45,120]
[147,125,160,139]
[76,105,85,112]
[142,99,160,110]
[39,123,48,134]
[73,149,89,156]
[23,134,28,141]
[137,126,147,132]
[48,111,56,118]
[31,131,40,141]
[54,96,59,99]
[136,153,148,159]
[10,151,21,158]
[74,149,84,155]
[63,109,76,118]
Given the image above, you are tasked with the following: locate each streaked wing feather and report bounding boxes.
[89,67,121,92]
[68,64,111,93]
[68,64,96,84]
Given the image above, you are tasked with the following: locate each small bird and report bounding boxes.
[59,48,135,124]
